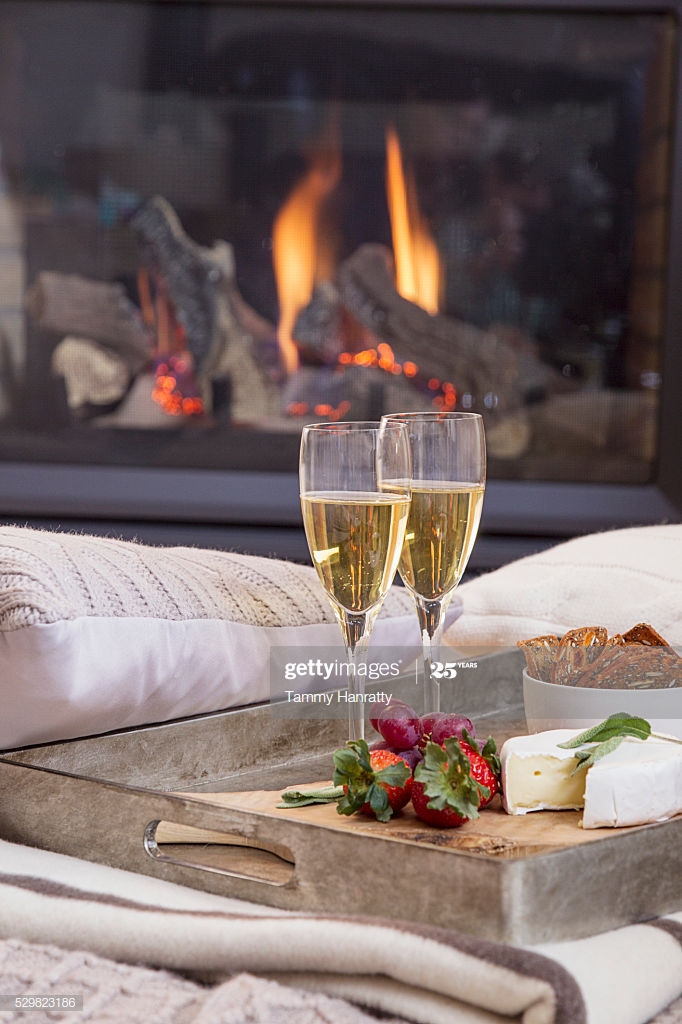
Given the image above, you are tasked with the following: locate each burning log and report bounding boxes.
[132,197,223,377]
[132,197,278,421]
[336,243,560,412]
[292,281,342,363]
[25,272,150,375]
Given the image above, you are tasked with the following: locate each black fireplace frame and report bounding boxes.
[1,0,681,569]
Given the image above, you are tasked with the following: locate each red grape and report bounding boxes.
[397,745,424,770]
[376,703,422,751]
[418,711,448,749]
[369,697,410,733]
[430,714,476,746]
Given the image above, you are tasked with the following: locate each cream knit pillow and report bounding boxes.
[446,524,682,651]
[0,527,418,749]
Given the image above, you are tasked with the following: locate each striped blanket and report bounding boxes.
[1,839,681,1023]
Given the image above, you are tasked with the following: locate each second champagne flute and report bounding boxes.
[381,411,486,715]
[299,421,412,741]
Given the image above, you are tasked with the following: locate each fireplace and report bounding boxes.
[0,0,681,568]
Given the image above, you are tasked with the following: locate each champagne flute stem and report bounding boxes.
[339,610,372,742]
[415,596,447,715]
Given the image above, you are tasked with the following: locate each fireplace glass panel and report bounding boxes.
[0,2,674,484]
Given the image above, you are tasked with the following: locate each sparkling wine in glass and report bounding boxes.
[381,411,486,714]
[299,421,411,741]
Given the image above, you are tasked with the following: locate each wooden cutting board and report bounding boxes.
[157,782,638,858]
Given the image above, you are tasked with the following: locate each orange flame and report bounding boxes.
[385,125,442,315]
[272,125,342,374]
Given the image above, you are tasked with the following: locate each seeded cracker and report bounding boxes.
[550,625,608,686]
[577,634,682,690]
[516,635,559,682]
[621,622,669,647]
[517,621,682,689]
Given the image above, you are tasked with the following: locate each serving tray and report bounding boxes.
[2,649,682,945]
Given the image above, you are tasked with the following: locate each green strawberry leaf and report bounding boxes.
[348,738,374,772]
[423,740,448,771]
[374,760,411,789]
[332,748,364,781]
[480,736,501,779]
[461,727,477,749]
[414,738,483,820]
[336,790,366,816]
[367,782,392,822]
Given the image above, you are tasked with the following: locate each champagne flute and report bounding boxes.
[381,411,486,714]
[299,421,411,741]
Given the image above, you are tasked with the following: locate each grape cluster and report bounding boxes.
[370,698,475,766]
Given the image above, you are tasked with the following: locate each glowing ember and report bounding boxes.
[433,380,457,410]
[385,125,443,315]
[152,353,204,417]
[330,343,454,411]
[138,268,204,417]
[313,400,351,421]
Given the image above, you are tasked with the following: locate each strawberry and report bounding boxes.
[411,736,498,828]
[333,739,412,822]
[459,731,501,808]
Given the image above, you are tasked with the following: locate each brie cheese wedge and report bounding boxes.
[501,730,587,815]
[501,729,682,828]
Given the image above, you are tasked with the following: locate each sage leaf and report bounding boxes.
[278,786,344,808]
[557,713,651,749]
[570,735,625,774]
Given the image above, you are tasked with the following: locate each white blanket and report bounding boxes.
[1,839,682,1024]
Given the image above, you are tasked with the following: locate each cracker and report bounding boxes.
[572,634,626,688]
[550,625,608,687]
[517,635,559,682]
[517,621,680,689]
[621,622,669,647]
[577,642,682,690]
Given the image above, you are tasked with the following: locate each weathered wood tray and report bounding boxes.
[2,651,682,944]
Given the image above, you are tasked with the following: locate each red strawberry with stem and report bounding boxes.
[412,737,492,828]
[459,730,501,808]
[333,739,412,822]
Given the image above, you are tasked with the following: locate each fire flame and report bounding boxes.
[272,127,342,374]
[385,125,442,315]
[274,120,452,415]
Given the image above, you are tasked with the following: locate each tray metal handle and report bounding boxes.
[143,818,296,887]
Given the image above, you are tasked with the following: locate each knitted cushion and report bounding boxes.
[446,524,682,650]
[0,526,417,749]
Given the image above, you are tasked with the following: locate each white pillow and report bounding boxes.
[445,524,682,651]
[0,526,421,750]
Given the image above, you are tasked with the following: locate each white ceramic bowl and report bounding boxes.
[523,669,682,739]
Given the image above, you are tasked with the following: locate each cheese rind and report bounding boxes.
[582,736,682,828]
[501,729,682,828]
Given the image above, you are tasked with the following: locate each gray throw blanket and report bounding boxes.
[2,840,682,1023]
